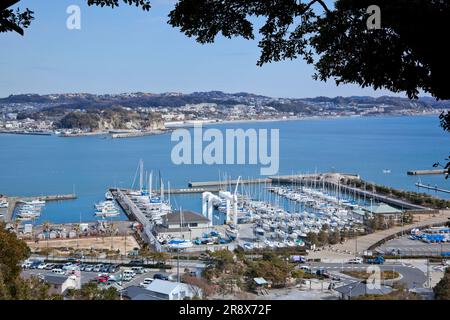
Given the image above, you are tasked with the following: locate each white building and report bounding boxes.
[144,279,202,300]
[44,274,80,295]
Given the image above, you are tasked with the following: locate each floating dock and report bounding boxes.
[1,193,77,223]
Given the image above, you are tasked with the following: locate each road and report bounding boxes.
[306,262,427,289]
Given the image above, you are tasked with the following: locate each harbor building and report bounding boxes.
[363,202,403,221]
[155,210,211,239]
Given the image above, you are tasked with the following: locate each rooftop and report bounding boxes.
[146,279,185,295]
[121,286,159,300]
[363,203,402,214]
[44,274,68,285]
[165,210,209,224]
[253,277,268,285]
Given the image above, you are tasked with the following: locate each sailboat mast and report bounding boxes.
[139,159,144,192]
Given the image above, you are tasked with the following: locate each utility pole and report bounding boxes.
[177,248,181,283]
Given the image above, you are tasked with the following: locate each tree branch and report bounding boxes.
[301,0,331,14]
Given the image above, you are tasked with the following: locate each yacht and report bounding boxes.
[105,191,114,200]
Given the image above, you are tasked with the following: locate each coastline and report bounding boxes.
[0,112,441,138]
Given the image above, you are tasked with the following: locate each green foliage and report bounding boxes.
[247,254,293,288]
[306,232,319,247]
[434,267,450,300]
[209,249,234,270]
[317,230,328,246]
[169,0,450,100]
[66,282,118,300]
[0,222,57,300]
[0,222,30,284]
[328,230,340,245]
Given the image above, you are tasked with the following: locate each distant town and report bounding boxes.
[0,92,447,137]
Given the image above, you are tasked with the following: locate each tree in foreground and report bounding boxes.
[66,282,119,300]
[434,267,450,300]
[0,222,55,299]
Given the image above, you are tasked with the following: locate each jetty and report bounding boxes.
[18,194,77,202]
[407,169,449,175]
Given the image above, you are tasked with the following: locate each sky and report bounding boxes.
[0,0,408,99]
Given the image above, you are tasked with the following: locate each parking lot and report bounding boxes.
[378,236,450,256]
[21,260,177,290]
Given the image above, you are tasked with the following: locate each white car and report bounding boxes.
[51,268,65,275]
[139,278,153,287]
[37,263,48,270]
[347,257,363,264]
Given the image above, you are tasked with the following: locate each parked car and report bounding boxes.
[347,257,363,264]
[128,259,144,266]
[93,264,103,272]
[297,265,311,272]
[100,265,111,273]
[51,268,65,275]
[139,278,153,287]
[122,274,133,282]
[21,261,33,269]
[122,269,136,278]
[62,263,73,270]
[131,267,145,274]
[108,264,119,273]
[84,265,94,272]
[153,273,169,281]
[45,264,55,270]
[96,275,109,283]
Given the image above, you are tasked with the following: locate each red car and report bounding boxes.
[96,275,109,283]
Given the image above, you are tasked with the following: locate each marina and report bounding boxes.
[1,116,449,254]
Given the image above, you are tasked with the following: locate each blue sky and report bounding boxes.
[0,0,407,98]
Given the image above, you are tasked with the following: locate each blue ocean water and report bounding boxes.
[0,115,448,224]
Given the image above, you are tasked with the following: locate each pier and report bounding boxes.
[407,169,449,175]
[415,183,450,194]
[188,173,360,188]
[111,189,162,252]
[188,178,271,188]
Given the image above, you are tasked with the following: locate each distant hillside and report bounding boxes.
[1,92,449,113]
